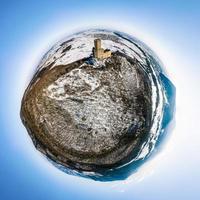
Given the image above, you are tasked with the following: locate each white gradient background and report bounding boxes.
[0,0,200,199]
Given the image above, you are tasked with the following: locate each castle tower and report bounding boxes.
[93,39,111,60]
[94,39,101,50]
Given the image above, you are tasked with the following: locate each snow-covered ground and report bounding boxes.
[33,30,174,178]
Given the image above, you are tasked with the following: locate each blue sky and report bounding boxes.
[0,0,200,200]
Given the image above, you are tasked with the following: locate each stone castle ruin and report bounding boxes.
[93,39,111,59]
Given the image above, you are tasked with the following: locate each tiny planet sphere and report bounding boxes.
[20,29,175,180]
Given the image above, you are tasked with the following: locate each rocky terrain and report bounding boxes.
[21,52,152,172]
